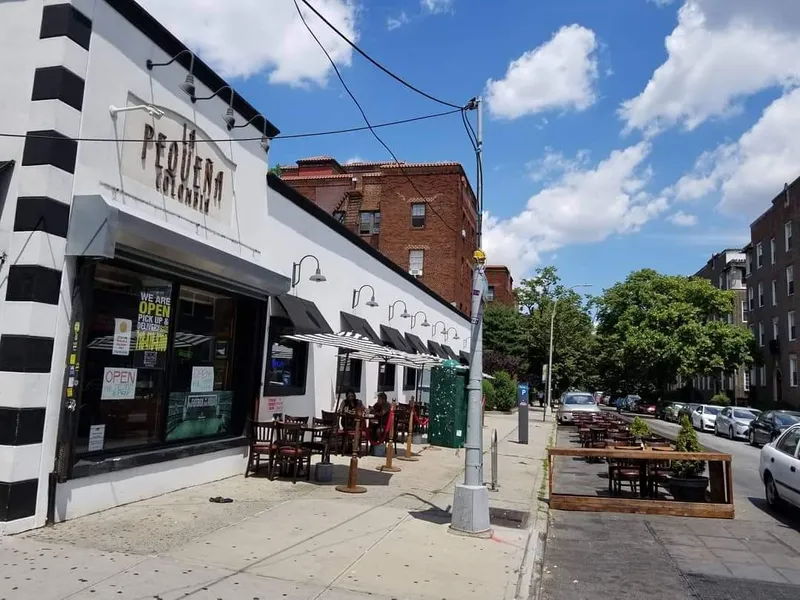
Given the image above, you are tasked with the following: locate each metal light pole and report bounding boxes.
[544,284,592,422]
[451,97,492,537]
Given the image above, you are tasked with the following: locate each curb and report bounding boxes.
[514,416,556,600]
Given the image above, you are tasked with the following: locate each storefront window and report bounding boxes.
[336,351,362,393]
[265,317,308,396]
[377,362,396,392]
[404,367,417,391]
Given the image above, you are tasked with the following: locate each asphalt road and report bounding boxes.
[614,408,789,524]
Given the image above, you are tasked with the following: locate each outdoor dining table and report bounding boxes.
[611,445,674,498]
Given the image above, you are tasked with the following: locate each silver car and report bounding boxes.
[557,392,600,424]
[715,406,761,440]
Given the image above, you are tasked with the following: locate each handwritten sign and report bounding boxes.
[113,318,132,356]
[191,366,214,393]
[101,367,137,400]
[266,397,284,414]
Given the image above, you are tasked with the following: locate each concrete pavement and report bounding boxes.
[2,411,554,600]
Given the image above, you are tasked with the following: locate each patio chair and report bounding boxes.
[245,420,278,478]
[609,457,641,496]
[305,417,332,462]
[274,422,311,483]
[284,415,309,425]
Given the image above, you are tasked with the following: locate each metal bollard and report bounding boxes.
[490,429,499,492]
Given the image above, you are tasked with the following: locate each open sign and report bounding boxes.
[101,367,137,400]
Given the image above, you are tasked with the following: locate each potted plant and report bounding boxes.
[630,416,651,442]
[668,415,708,502]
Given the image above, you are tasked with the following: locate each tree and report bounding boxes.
[269,164,282,176]
[595,269,756,397]
[483,304,526,377]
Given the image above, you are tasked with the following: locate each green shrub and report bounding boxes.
[709,393,731,407]
[671,415,705,478]
[482,379,497,411]
[630,416,651,438]
[492,371,517,412]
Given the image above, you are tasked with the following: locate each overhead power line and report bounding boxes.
[0,108,461,145]
[299,0,463,110]
[293,0,461,236]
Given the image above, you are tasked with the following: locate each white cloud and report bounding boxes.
[526,147,591,182]
[483,143,667,277]
[620,0,800,133]
[421,0,454,14]
[387,12,410,31]
[136,0,358,86]
[668,88,800,218]
[647,0,676,6]
[668,211,698,226]
[344,156,364,164]
[485,25,599,120]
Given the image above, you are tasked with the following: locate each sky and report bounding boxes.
[137,0,800,294]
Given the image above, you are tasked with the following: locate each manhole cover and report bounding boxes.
[489,507,529,529]
[685,574,800,599]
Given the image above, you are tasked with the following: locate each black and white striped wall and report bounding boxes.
[0,0,92,533]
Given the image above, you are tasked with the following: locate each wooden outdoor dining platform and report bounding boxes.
[548,412,734,519]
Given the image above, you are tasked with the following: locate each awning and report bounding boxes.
[459,350,470,366]
[442,345,459,361]
[428,340,448,359]
[405,332,429,355]
[340,312,382,345]
[380,325,412,353]
[274,294,332,335]
[0,160,14,176]
[66,194,290,297]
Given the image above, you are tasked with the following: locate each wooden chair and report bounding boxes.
[320,410,341,455]
[609,457,642,496]
[305,417,331,462]
[284,415,309,425]
[245,421,278,478]
[274,422,311,483]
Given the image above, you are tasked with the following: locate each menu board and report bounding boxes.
[133,285,171,369]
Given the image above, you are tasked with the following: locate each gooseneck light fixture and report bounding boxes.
[388,300,411,321]
[231,115,272,154]
[444,327,460,341]
[192,85,236,130]
[109,104,164,120]
[410,311,430,329]
[352,284,379,309]
[146,49,196,99]
[462,335,471,348]
[291,254,326,288]
[431,320,447,337]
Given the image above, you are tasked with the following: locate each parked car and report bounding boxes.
[759,424,800,510]
[621,395,641,412]
[557,392,601,424]
[691,404,722,432]
[636,401,657,416]
[748,411,800,447]
[661,402,685,422]
[678,403,699,422]
[714,407,760,440]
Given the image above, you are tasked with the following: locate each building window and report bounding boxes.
[744,370,750,392]
[333,211,345,223]
[756,243,763,268]
[336,351,363,392]
[748,287,754,310]
[727,312,733,324]
[786,221,793,251]
[265,318,308,396]
[359,211,380,235]
[788,265,795,295]
[718,274,725,290]
[758,282,764,307]
[792,355,799,387]
[790,310,796,341]
[759,365,766,386]
[771,238,776,264]
[741,300,748,322]
[772,280,777,306]
[773,316,780,340]
[377,362,396,392]
[404,367,418,391]
[411,203,426,228]
[759,322,765,347]
[409,249,424,275]
[487,285,496,301]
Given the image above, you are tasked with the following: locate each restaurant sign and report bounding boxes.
[121,99,235,225]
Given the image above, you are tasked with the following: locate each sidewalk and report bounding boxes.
[1,411,553,600]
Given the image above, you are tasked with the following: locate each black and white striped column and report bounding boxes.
[0,1,91,532]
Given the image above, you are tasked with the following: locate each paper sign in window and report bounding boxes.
[190,366,214,393]
[113,318,132,356]
[101,367,137,400]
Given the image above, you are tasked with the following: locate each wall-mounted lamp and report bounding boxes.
[232,115,272,154]
[291,254,326,288]
[388,300,410,321]
[410,311,430,329]
[192,85,236,130]
[431,321,447,337]
[444,327,460,341]
[146,49,196,99]
[352,284,378,309]
[462,335,471,348]
[109,104,164,120]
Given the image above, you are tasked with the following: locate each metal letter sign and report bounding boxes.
[517,382,529,444]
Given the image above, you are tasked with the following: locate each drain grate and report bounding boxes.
[685,574,800,599]
[489,507,529,529]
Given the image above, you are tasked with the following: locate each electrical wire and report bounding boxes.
[0,108,462,145]
[298,0,463,110]
[293,0,461,236]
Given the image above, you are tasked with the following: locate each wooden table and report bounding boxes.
[547,446,734,519]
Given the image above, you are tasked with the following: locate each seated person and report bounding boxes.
[370,392,391,441]
[339,390,363,429]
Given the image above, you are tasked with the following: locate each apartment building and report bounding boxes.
[279,157,479,314]
[691,249,750,403]
[485,265,515,306]
[746,177,800,408]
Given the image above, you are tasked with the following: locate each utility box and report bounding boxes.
[428,359,467,448]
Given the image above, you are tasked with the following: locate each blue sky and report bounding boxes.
[140,0,800,293]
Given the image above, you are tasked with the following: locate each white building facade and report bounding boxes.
[0,0,470,534]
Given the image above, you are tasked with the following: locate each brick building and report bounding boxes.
[746,177,800,408]
[485,265,515,306]
[279,157,480,314]
[690,249,749,404]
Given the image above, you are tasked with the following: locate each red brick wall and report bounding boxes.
[486,267,515,306]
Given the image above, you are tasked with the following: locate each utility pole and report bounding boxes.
[451,97,492,537]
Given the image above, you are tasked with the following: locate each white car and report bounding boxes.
[759,424,800,510]
[714,406,760,440]
[691,404,721,432]
[557,392,600,424]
